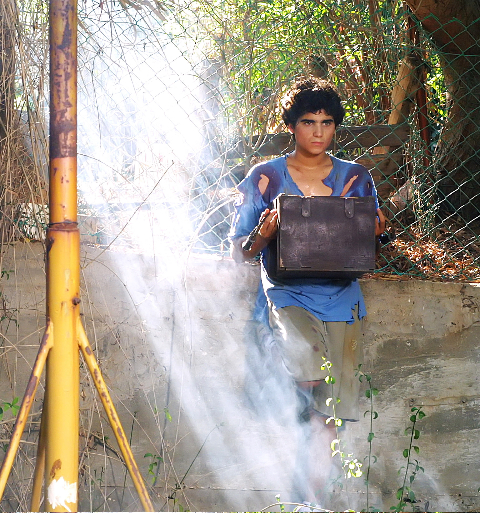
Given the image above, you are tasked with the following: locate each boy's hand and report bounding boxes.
[375,208,386,236]
[258,208,278,241]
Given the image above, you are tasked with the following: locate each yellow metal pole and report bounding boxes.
[30,404,47,512]
[77,321,154,511]
[0,322,53,500]
[31,358,54,513]
[45,0,80,510]
[0,0,154,508]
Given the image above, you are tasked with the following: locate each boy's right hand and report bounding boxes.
[258,208,278,242]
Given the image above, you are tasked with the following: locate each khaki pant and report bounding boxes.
[269,305,363,421]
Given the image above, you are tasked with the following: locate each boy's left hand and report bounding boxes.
[375,208,386,236]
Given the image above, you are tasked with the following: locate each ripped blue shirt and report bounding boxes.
[229,154,379,325]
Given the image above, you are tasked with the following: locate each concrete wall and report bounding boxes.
[0,241,479,511]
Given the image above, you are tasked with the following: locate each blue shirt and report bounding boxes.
[229,154,379,325]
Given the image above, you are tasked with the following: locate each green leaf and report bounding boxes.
[396,488,403,500]
[403,449,409,458]
[410,415,417,422]
[144,453,153,458]
[367,432,375,442]
[418,410,426,419]
[365,389,371,399]
[408,490,416,502]
[164,407,172,422]
[414,429,420,439]
[373,411,379,419]
[372,388,379,396]
[413,446,420,454]
[326,398,332,406]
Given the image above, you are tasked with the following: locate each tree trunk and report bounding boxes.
[405,0,480,221]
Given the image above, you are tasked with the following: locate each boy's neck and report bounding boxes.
[290,149,332,171]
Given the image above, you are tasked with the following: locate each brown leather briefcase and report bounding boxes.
[266,194,376,280]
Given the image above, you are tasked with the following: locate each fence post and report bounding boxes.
[45,0,80,510]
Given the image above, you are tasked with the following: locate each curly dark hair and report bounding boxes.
[281,77,345,128]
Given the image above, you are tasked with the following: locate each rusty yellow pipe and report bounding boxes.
[46,0,80,509]
[77,321,154,511]
[0,322,53,501]
[30,385,48,511]
[45,226,80,512]
[49,0,77,224]
[0,0,152,509]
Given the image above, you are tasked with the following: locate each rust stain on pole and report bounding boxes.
[50,459,62,479]
[50,0,77,225]
[50,0,77,160]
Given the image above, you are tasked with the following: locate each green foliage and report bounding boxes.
[0,397,19,421]
[356,364,379,512]
[144,452,164,484]
[164,406,172,422]
[91,466,105,487]
[321,365,428,512]
[391,406,426,512]
[1,270,13,280]
[322,357,363,479]
[275,493,286,512]
[173,0,421,153]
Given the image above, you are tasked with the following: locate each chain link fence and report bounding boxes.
[1,0,479,279]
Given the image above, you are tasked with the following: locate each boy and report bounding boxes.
[229,77,385,505]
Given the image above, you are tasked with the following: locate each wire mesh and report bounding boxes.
[1,0,479,279]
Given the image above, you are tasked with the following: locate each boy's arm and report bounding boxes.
[231,209,278,262]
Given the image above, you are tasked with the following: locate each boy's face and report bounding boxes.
[288,110,336,157]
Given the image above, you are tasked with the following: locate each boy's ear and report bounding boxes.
[287,123,295,134]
